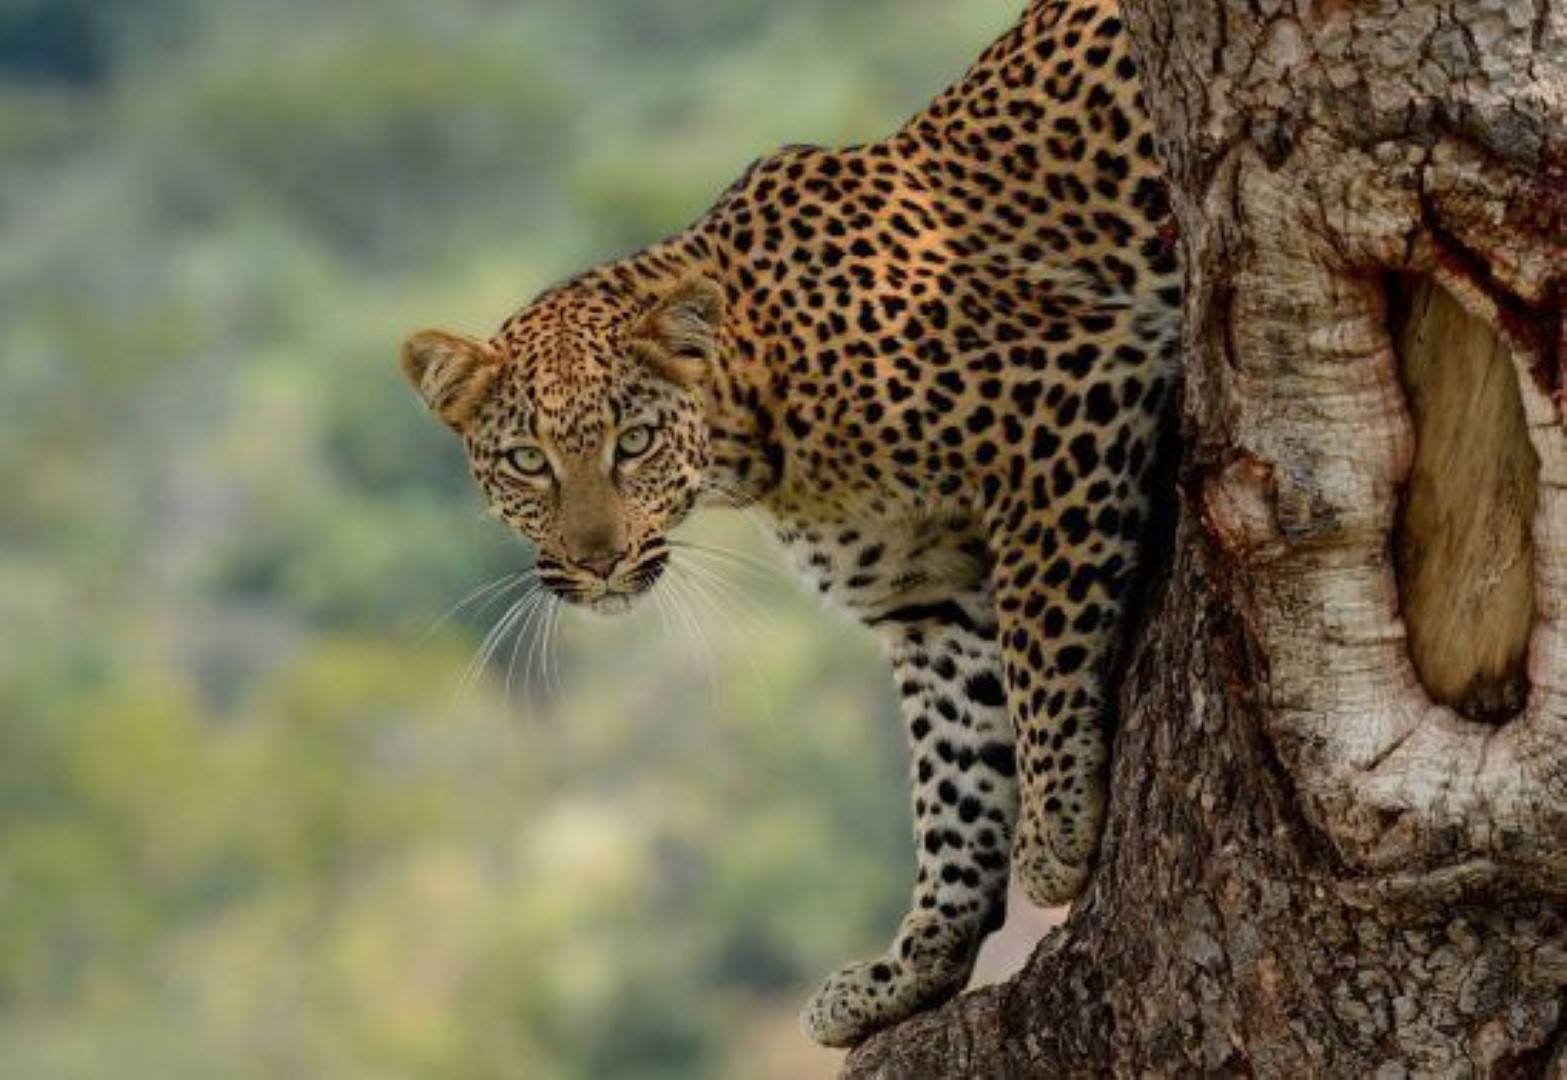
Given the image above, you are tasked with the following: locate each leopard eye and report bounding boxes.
[616,425,654,459]
[501,444,550,478]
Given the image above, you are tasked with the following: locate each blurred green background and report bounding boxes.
[0,1,1034,1076]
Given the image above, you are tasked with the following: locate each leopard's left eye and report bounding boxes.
[616,425,654,459]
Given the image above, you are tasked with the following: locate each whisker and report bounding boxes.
[656,574,696,668]
[504,589,548,713]
[663,571,721,712]
[522,593,547,706]
[418,571,529,646]
[540,594,565,700]
[650,580,681,655]
[470,573,536,629]
[675,554,771,634]
[458,607,510,700]
[464,604,519,700]
[669,538,786,581]
[673,563,774,720]
[456,582,539,708]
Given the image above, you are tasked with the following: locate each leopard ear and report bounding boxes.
[400,330,503,432]
[631,275,724,386]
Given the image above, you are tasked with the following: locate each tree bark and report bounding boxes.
[845,0,1566,1075]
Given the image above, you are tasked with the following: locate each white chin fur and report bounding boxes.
[584,593,637,617]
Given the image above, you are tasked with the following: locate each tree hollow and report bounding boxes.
[1390,274,1538,724]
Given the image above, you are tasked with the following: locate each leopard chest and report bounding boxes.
[770,512,992,621]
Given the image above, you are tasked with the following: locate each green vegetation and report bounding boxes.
[0,2,1013,1075]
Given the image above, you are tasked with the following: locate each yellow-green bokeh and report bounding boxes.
[0,3,1017,1076]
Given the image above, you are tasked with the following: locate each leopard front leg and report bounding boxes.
[800,602,1017,1048]
[988,494,1142,908]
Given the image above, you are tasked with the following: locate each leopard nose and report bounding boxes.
[576,549,626,579]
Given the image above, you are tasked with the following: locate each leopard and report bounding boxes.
[400,0,1179,1048]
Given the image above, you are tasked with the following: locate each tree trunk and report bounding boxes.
[845,0,1566,1075]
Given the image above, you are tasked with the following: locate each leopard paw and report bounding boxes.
[800,913,979,1047]
[800,956,928,1048]
[1011,831,1092,908]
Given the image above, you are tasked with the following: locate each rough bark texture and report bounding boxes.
[844,0,1566,1075]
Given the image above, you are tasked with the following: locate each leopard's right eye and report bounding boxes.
[501,445,551,478]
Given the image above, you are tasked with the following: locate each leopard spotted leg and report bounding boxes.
[987,486,1143,908]
[801,601,1017,1047]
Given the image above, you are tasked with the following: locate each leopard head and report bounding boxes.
[401,275,722,614]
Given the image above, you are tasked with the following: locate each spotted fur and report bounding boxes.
[402,0,1178,1047]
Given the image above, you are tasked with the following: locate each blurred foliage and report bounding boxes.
[0,1,1015,1076]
